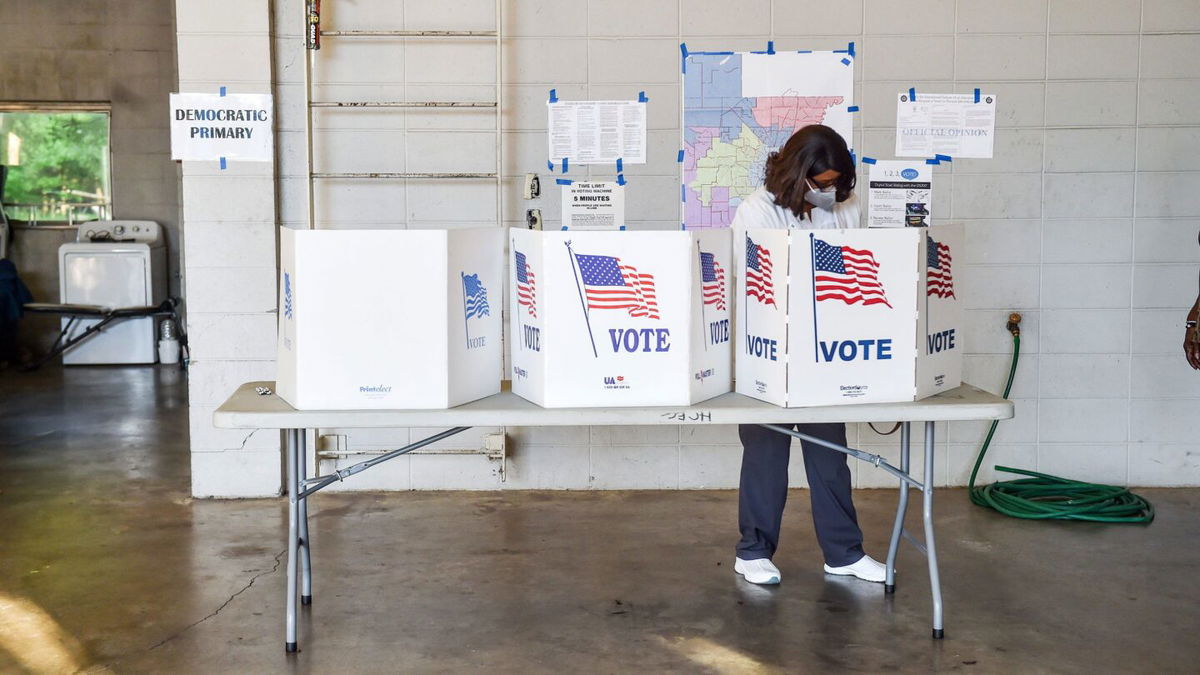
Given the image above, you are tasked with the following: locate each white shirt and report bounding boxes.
[730,186,863,232]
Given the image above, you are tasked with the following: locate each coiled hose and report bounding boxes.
[966,314,1155,523]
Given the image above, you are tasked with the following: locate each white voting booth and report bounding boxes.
[737,224,963,406]
[276,227,503,410]
[509,228,732,407]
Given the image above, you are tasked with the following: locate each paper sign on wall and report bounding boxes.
[895,92,996,159]
[548,100,647,164]
[562,181,625,230]
[867,160,933,228]
[170,92,274,162]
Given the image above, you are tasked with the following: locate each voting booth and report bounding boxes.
[277,227,503,410]
[737,224,963,406]
[509,227,732,407]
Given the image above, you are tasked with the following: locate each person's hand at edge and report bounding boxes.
[1186,301,1200,370]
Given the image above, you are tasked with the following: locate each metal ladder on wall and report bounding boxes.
[301,0,502,230]
[299,0,508,475]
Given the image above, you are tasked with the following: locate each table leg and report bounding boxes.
[923,421,944,639]
[298,431,312,606]
[285,428,300,653]
[885,422,911,593]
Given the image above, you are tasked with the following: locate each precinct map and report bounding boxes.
[682,49,855,228]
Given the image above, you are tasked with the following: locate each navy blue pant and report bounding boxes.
[736,422,864,567]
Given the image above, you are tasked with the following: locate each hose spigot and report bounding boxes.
[1006,312,1022,337]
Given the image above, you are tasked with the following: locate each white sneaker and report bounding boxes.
[823,554,887,583]
[734,557,781,585]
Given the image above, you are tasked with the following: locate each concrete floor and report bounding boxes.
[0,367,1197,674]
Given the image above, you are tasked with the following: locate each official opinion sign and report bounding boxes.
[170,92,273,162]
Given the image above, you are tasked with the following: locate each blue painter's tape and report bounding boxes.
[861,156,876,165]
[219,157,227,170]
[561,226,568,231]
[926,158,940,165]
[556,178,573,185]
[547,159,554,172]
[677,149,685,163]
[562,157,568,173]
[795,50,812,54]
[847,41,856,58]
[617,174,626,186]
[847,105,859,112]
[616,158,623,173]
[849,149,856,165]
[549,88,558,103]
[841,57,851,66]
[638,91,647,103]
[620,225,627,231]
[935,154,952,162]
[680,43,688,73]
[219,86,227,97]
[767,40,775,55]
[974,87,981,103]
[909,87,916,101]
[681,184,686,203]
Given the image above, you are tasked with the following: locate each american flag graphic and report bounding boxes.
[812,238,891,308]
[926,238,955,299]
[699,251,726,311]
[462,273,490,320]
[514,250,537,317]
[745,236,776,307]
[574,253,661,320]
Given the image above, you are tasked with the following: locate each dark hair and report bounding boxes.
[763,124,856,217]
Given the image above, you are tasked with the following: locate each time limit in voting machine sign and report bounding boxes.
[738,224,963,406]
[277,227,503,410]
[510,228,732,407]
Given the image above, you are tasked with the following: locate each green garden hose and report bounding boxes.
[966,314,1155,523]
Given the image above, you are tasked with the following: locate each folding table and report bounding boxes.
[214,382,1012,652]
[21,299,182,370]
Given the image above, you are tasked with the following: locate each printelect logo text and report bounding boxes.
[359,385,392,393]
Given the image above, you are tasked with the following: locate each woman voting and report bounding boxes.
[729,124,887,586]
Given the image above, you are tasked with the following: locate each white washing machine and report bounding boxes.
[59,220,168,364]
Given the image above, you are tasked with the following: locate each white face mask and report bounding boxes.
[804,179,837,210]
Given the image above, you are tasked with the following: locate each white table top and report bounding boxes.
[214,382,1013,430]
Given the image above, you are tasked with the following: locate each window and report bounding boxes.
[0,104,112,224]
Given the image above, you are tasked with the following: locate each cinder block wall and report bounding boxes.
[183,0,1200,496]
[176,0,281,497]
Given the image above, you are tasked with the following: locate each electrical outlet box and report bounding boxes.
[526,208,542,230]
[523,173,540,199]
[317,434,347,453]
[483,432,506,458]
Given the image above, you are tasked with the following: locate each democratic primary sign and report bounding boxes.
[170,92,273,162]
